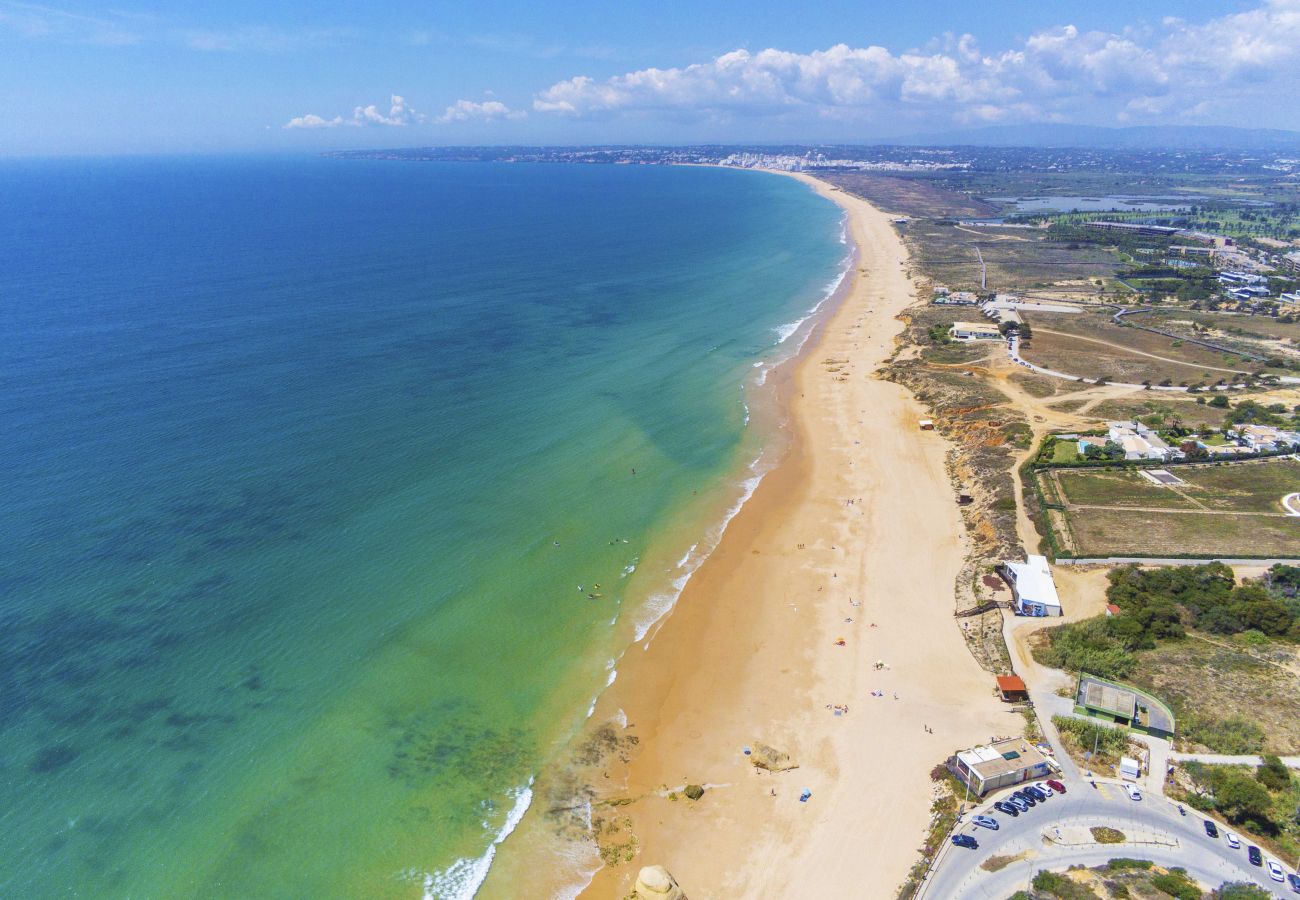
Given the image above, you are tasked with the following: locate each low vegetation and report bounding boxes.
[1053,715,1135,771]
[1090,826,1126,844]
[1176,759,1300,861]
[1036,565,1300,681]
[1012,859,1270,900]
[1035,565,1300,754]
[1031,869,1101,900]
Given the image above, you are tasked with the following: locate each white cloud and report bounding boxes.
[353,94,425,126]
[283,113,345,130]
[532,0,1300,127]
[283,95,425,130]
[436,99,525,124]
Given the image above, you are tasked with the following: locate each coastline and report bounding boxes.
[569,172,1010,898]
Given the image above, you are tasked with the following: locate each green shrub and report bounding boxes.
[1054,715,1129,755]
[1031,870,1100,900]
[1257,755,1293,793]
[1151,869,1202,900]
[1035,617,1137,680]
[1107,858,1154,870]
[1211,883,1271,899]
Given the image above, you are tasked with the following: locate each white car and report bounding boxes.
[1034,781,1054,796]
[1268,860,1286,882]
[1225,831,1241,849]
[1124,783,1142,801]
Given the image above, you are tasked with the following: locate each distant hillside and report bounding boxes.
[885,123,1300,151]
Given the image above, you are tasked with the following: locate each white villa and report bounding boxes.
[1230,424,1300,452]
[1107,421,1178,461]
[949,320,1003,341]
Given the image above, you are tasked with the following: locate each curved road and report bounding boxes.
[920,785,1295,898]
[1006,335,1200,391]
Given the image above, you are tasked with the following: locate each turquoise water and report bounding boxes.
[0,158,844,896]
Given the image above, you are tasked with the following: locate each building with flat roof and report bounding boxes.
[1001,555,1062,617]
[949,737,1053,796]
[1075,673,1175,739]
[1083,221,1180,236]
[949,321,1003,342]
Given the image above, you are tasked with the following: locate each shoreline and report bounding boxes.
[570,171,1010,898]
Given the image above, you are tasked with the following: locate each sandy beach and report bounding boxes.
[573,172,1012,899]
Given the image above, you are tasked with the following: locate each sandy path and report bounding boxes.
[576,174,1009,899]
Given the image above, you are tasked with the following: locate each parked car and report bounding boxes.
[994,801,1019,817]
[1008,796,1030,812]
[1268,860,1286,882]
[1015,790,1037,806]
[1203,819,1219,838]
[1045,779,1066,793]
[973,815,999,830]
[1248,845,1263,866]
[951,834,978,849]
[1124,783,1142,801]
[1033,782,1054,796]
[1286,872,1300,893]
[1025,786,1048,802]
[1225,831,1241,849]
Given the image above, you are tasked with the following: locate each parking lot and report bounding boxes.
[919,777,1298,898]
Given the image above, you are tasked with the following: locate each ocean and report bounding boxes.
[0,157,845,897]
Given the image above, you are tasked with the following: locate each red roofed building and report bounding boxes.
[996,675,1029,702]
[1105,604,1121,616]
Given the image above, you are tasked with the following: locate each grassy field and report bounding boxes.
[1066,507,1299,557]
[1050,441,1081,464]
[1057,460,1300,512]
[1054,470,1189,508]
[1179,460,1300,512]
[1043,459,1300,556]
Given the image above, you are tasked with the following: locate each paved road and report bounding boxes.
[1172,753,1300,769]
[921,787,1295,898]
[1057,556,1300,566]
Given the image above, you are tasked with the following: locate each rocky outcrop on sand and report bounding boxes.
[748,742,797,772]
[634,865,686,900]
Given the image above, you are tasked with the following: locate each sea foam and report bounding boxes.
[421,782,534,900]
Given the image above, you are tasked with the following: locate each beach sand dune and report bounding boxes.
[577,174,1010,899]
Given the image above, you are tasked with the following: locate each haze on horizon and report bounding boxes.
[2,0,1299,155]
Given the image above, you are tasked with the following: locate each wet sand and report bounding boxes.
[576,173,1011,898]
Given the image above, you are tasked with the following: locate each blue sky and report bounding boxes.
[2,0,1299,154]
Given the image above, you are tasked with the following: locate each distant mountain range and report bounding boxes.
[884,124,1300,151]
